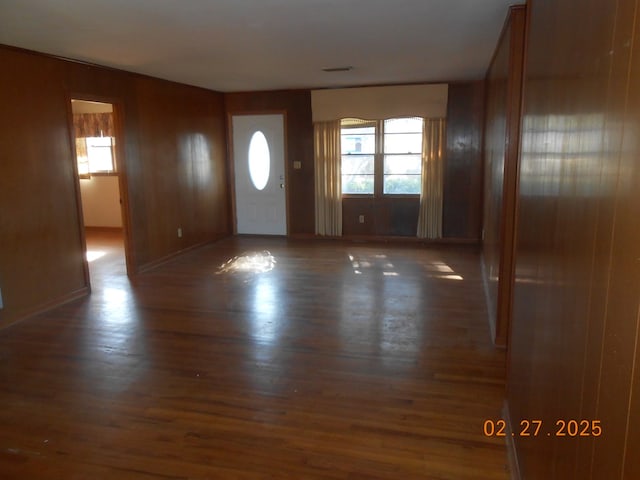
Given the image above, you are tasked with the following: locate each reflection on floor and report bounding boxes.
[0,236,509,479]
[85,228,126,286]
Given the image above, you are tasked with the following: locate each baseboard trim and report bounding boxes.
[0,286,90,330]
[503,401,522,480]
[85,226,124,234]
[138,234,229,273]
[290,233,481,246]
[480,255,502,347]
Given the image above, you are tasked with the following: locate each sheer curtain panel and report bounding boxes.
[314,120,342,236]
[417,118,446,239]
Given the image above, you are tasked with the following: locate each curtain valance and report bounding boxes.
[311,84,448,122]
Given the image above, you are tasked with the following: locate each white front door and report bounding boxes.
[232,114,287,235]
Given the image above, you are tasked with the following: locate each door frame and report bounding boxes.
[65,92,136,288]
[227,110,290,236]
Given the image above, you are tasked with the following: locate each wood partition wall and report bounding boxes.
[0,45,230,328]
[338,83,485,239]
[442,82,485,240]
[507,0,640,477]
[224,91,315,236]
[226,85,485,240]
[482,6,526,346]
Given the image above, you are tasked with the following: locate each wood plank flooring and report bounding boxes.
[0,234,509,479]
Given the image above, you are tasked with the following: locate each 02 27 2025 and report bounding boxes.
[483,419,602,437]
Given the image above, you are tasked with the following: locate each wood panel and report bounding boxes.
[0,45,230,328]
[482,6,526,346]
[507,0,640,477]
[0,48,88,327]
[621,4,640,476]
[224,91,315,236]
[342,197,419,237]
[0,235,508,479]
[227,88,487,241]
[133,77,228,267]
[443,82,485,240]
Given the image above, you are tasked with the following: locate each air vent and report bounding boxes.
[322,66,353,72]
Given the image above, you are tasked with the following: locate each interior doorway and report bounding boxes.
[70,98,131,288]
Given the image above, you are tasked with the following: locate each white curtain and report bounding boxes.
[314,120,342,236]
[417,118,446,239]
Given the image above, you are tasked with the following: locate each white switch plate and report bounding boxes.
[293,161,302,169]
[177,227,183,238]
[359,215,365,224]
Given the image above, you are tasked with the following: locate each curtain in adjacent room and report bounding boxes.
[73,113,114,138]
[314,120,342,236]
[417,118,446,239]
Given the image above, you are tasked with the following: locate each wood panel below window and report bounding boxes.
[342,197,420,237]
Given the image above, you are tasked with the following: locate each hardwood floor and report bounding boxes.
[85,228,128,284]
[0,235,508,479]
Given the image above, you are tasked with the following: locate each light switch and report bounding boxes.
[293,161,302,170]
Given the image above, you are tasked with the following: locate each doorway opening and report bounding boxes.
[70,98,131,289]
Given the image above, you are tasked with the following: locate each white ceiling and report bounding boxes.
[0,0,524,92]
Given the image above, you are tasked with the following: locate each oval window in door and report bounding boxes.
[248,131,270,191]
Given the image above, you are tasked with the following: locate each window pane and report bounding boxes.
[342,174,374,194]
[341,126,376,154]
[87,137,114,172]
[384,132,422,154]
[78,160,90,176]
[384,154,421,175]
[384,117,423,134]
[383,174,421,194]
[342,125,376,135]
[248,131,270,190]
[341,155,374,174]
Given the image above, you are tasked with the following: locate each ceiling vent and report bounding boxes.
[322,66,353,72]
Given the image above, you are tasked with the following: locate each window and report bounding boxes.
[71,101,117,178]
[341,119,376,194]
[383,118,423,194]
[248,130,270,190]
[76,136,116,177]
[341,117,423,196]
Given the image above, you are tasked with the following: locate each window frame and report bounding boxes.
[340,118,423,198]
[77,135,118,178]
[340,120,377,197]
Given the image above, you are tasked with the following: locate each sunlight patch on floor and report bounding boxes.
[86,250,106,262]
[348,253,399,277]
[217,251,276,274]
[425,261,464,281]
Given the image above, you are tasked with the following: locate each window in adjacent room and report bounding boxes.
[84,136,116,174]
[340,117,423,196]
[71,100,117,178]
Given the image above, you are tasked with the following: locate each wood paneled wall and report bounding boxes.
[342,197,419,237]
[226,86,485,240]
[132,77,228,267]
[0,45,229,328]
[482,6,526,346]
[443,82,485,240]
[342,83,486,239]
[507,0,640,477]
[0,49,88,328]
[224,91,315,236]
